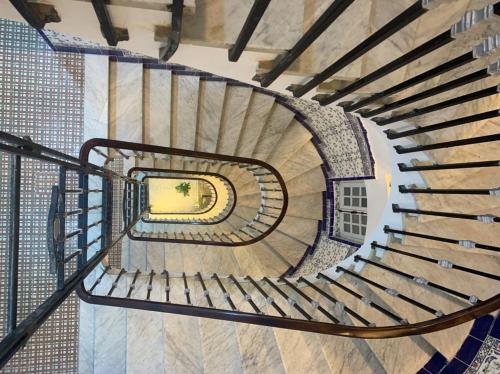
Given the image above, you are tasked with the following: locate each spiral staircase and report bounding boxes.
[1,0,500,373]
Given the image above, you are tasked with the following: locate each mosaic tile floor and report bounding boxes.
[0,19,84,373]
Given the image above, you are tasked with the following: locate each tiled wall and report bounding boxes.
[0,19,83,373]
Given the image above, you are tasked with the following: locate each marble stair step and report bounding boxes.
[427,122,500,166]
[234,179,261,197]
[224,0,304,51]
[176,243,242,275]
[171,74,200,169]
[413,192,500,219]
[136,156,154,168]
[252,104,296,162]
[216,85,253,156]
[272,215,319,247]
[126,275,165,374]
[143,68,171,147]
[234,308,286,374]
[199,315,245,374]
[291,283,388,373]
[271,309,332,374]
[322,275,434,374]
[410,204,500,229]
[287,193,324,220]
[384,241,500,301]
[224,214,290,276]
[341,268,471,364]
[242,192,323,226]
[164,242,185,272]
[349,255,470,322]
[401,215,500,253]
[278,142,324,182]
[196,80,226,160]
[286,166,326,197]
[92,273,128,374]
[145,241,166,273]
[83,55,109,166]
[108,61,143,143]
[235,92,276,158]
[266,120,313,169]
[164,313,205,373]
[154,158,171,170]
[262,230,309,268]
[231,245,266,278]
[244,240,290,277]
[237,193,262,209]
[126,238,148,272]
[418,166,500,190]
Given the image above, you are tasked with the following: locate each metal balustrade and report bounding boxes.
[375,85,500,126]
[90,0,128,46]
[228,0,271,62]
[0,132,142,368]
[254,0,354,86]
[288,0,433,97]
[159,0,183,61]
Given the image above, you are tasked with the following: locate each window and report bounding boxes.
[341,184,367,210]
[338,181,368,243]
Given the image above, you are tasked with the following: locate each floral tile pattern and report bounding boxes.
[284,98,374,276]
[466,336,500,374]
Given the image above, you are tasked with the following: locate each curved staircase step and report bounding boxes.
[236,92,276,158]
[266,120,313,169]
[217,85,253,156]
[286,166,327,197]
[144,68,172,147]
[278,142,324,181]
[253,104,296,161]
[196,80,226,156]
[109,61,143,143]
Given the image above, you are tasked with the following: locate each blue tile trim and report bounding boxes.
[456,336,482,364]
[441,359,468,374]
[470,314,494,341]
[144,63,186,71]
[417,369,432,374]
[423,352,448,374]
[322,191,327,231]
[491,313,500,339]
[331,175,375,181]
[309,221,323,255]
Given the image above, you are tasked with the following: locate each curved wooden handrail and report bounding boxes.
[77,277,500,338]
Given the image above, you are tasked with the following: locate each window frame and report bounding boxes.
[338,181,368,243]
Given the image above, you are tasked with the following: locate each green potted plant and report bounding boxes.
[175,182,191,197]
